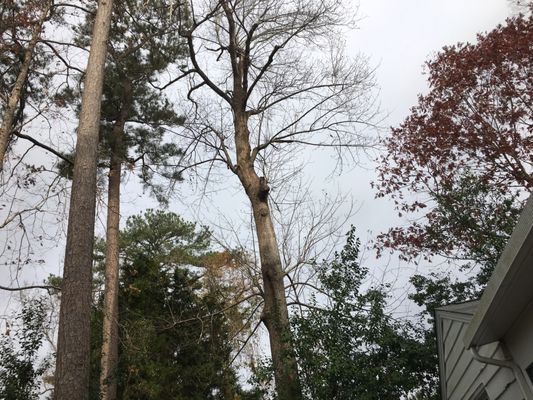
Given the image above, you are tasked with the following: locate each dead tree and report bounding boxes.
[173,0,377,398]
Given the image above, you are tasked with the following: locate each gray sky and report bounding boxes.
[346,0,510,229]
[354,0,509,122]
[0,0,517,318]
[334,0,512,309]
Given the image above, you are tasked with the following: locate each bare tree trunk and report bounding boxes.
[222,374,237,400]
[179,1,369,396]
[0,0,52,172]
[54,0,115,398]
[99,79,131,400]
[250,194,303,400]
[234,113,303,400]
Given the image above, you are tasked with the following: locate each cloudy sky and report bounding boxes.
[346,0,511,229]
[328,0,514,310]
[0,0,518,316]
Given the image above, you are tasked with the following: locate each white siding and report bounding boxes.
[440,316,518,400]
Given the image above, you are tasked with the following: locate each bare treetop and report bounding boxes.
[168,2,378,398]
[175,0,378,182]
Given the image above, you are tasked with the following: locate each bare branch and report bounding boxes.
[229,319,262,367]
[13,131,73,164]
[0,284,60,292]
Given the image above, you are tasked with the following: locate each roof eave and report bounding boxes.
[463,195,533,349]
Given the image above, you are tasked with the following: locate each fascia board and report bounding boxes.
[463,195,533,349]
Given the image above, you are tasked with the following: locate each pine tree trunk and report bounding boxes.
[54,0,114,399]
[234,113,303,400]
[0,1,52,172]
[222,378,236,400]
[99,79,131,400]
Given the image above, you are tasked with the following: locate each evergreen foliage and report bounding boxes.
[90,210,251,399]
[0,297,51,400]
[57,0,187,202]
[0,0,59,117]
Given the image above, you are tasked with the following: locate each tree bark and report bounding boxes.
[99,79,131,400]
[234,113,303,400]
[184,1,304,395]
[54,0,115,399]
[98,145,121,400]
[0,0,52,172]
[251,196,302,399]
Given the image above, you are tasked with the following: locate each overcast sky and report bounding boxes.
[0,0,518,317]
[345,0,511,228]
[331,0,513,309]
[355,0,509,121]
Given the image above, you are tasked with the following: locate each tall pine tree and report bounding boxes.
[63,2,188,398]
[90,210,253,400]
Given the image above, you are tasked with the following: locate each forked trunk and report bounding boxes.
[0,1,52,171]
[54,0,115,398]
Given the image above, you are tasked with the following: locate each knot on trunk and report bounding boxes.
[258,176,270,201]
[260,309,270,328]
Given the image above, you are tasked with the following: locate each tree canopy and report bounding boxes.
[1,2,528,400]
[90,210,257,400]
[0,297,52,400]
[292,228,438,400]
[375,11,532,281]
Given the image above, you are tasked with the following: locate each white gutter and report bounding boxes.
[470,345,533,400]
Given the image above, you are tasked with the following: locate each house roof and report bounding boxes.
[434,300,480,400]
[435,300,479,319]
[463,195,533,349]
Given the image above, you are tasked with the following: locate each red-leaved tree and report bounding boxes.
[374,10,532,282]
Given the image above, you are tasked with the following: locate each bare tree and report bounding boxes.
[53,0,115,398]
[172,0,377,397]
[0,0,55,172]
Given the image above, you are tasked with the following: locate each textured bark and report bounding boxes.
[99,152,121,400]
[222,369,237,400]
[182,0,373,396]
[251,196,302,400]
[99,81,130,400]
[222,4,303,391]
[0,1,52,172]
[234,112,303,400]
[54,0,115,399]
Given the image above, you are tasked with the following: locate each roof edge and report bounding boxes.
[463,195,533,349]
